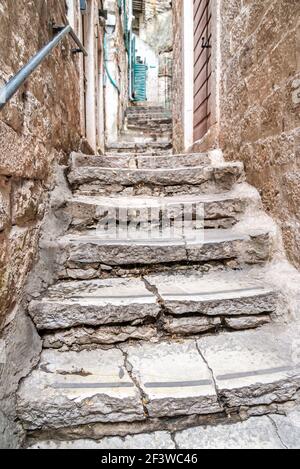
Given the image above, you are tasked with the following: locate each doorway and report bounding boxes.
[193,0,212,142]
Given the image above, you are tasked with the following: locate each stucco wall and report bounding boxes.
[0,0,82,447]
[137,0,173,106]
[219,0,300,269]
[104,0,129,143]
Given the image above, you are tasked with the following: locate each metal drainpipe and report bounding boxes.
[103,33,120,94]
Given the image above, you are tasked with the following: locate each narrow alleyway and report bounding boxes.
[1,0,300,451]
[16,105,300,449]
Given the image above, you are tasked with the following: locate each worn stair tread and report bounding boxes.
[57,223,272,270]
[123,324,300,418]
[67,163,245,196]
[17,348,145,430]
[145,268,277,316]
[17,324,300,430]
[29,277,160,330]
[64,183,258,231]
[119,134,172,145]
[29,267,277,331]
[70,152,211,169]
[59,226,268,245]
[106,142,172,152]
[67,182,257,206]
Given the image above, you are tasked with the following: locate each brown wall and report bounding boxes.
[172,0,185,153]
[0,0,82,329]
[219,0,300,268]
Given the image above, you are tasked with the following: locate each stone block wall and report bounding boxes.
[219,0,300,268]
[172,0,300,268]
[0,0,81,328]
[0,0,82,447]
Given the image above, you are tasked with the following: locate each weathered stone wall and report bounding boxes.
[0,0,82,447]
[219,0,300,269]
[172,0,184,152]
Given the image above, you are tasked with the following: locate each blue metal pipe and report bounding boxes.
[103,33,120,94]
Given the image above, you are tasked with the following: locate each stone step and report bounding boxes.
[17,323,300,431]
[68,162,245,197]
[119,132,172,145]
[29,268,278,341]
[28,409,300,448]
[70,152,211,170]
[29,277,159,331]
[126,116,172,126]
[126,106,169,114]
[125,117,172,128]
[126,118,172,127]
[64,184,257,232]
[56,226,272,279]
[106,142,172,155]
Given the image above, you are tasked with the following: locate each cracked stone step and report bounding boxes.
[29,268,277,339]
[198,324,300,408]
[70,152,211,169]
[64,184,256,232]
[17,324,300,432]
[145,268,278,320]
[17,348,145,430]
[122,323,300,419]
[43,324,158,349]
[68,162,245,196]
[174,416,285,449]
[57,227,272,276]
[29,277,160,330]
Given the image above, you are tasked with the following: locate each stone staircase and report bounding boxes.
[17,106,300,448]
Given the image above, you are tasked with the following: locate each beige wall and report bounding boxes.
[219,0,300,268]
[172,0,300,269]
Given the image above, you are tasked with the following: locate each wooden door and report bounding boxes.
[193,0,212,142]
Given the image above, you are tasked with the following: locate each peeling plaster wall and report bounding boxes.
[0,0,82,447]
[219,0,300,269]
